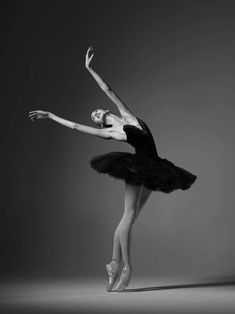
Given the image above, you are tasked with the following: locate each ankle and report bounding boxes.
[123,262,132,270]
[112,259,121,263]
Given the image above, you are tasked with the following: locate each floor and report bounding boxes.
[1,277,235,314]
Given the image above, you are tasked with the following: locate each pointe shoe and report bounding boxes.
[105,260,121,292]
[115,263,132,292]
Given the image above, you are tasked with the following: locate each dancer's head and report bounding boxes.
[91,109,111,127]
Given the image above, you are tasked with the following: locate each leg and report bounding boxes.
[135,186,152,218]
[107,183,143,292]
[112,185,152,262]
[112,228,122,262]
[123,186,152,263]
[114,183,143,292]
[113,185,152,292]
[117,183,143,264]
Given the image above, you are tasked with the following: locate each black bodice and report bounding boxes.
[123,117,159,161]
[90,116,197,193]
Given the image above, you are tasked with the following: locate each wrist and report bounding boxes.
[48,112,53,119]
[86,65,92,71]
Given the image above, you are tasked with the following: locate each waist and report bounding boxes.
[134,149,159,160]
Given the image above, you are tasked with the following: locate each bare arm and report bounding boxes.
[49,112,76,129]
[85,47,134,118]
[28,110,112,139]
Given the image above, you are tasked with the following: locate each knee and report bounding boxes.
[123,209,137,224]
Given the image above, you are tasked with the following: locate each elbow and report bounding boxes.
[73,123,79,131]
[102,85,111,92]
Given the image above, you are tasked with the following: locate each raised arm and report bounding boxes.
[85,47,134,118]
[28,110,111,139]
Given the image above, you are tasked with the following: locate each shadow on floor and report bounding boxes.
[121,278,235,293]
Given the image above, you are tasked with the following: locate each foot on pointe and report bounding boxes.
[116,263,132,292]
[105,260,121,292]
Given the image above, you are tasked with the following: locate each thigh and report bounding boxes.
[124,183,143,217]
[138,186,152,213]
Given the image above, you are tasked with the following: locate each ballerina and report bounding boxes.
[28,46,197,292]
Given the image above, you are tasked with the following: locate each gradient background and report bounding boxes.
[2,0,235,282]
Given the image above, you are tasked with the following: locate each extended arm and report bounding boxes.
[85,47,134,118]
[49,112,76,129]
[28,110,112,139]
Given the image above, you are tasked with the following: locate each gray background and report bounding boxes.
[2,0,235,281]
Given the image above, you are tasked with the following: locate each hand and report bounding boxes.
[85,46,94,69]
[28,110,50,121]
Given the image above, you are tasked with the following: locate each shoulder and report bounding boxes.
[123,114,139,125]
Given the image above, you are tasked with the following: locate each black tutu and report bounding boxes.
[90,152,197,193]
[89,117,197,193]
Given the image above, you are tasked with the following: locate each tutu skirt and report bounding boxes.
[90,152,197,193]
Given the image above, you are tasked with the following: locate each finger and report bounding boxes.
[29,111,40,115]
[30,114,37,118]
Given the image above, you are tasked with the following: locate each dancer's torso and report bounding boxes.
[110,116,159,160]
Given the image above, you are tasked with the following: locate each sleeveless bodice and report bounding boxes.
[123,117,159,161]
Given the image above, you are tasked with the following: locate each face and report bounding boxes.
[91,109,110,126]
